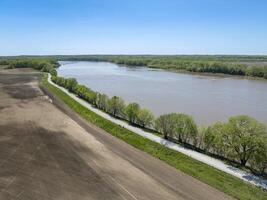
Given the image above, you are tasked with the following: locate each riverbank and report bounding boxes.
[148,66,267,81]
[57,60,267,126]
[2,55,267,79]
[2,68,231,200]
[47,73,267,189]
[54,55,267,79]
[43,73,267,199]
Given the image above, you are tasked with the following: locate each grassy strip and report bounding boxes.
[0,65,8,69]
[41,75,267,200]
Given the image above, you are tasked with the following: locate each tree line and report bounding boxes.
[51,55,267,79]
[1,59,58,76]
[107,57,267,79]
[51,74,267,176]
[51,76,155,129]
[2,56,267,78]
[3,58,266,176]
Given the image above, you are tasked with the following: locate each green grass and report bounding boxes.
[41,75,267,200]
[0,65,8,69]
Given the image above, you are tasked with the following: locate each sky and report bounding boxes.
[0,0,267,55]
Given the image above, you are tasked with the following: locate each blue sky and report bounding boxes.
[0,0,266,55]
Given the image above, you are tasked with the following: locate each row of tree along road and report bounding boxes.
[51,74,267,177]
[1,58,267,177]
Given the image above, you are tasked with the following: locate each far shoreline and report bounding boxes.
[58,60,267,82]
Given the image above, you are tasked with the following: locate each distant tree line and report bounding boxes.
[51,55,267,79]
[107,57,267,79]
[2,58,266,175]
[2,55,267,78]
[1,59,58,76]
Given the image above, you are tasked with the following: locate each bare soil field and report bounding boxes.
[0,69,232,200]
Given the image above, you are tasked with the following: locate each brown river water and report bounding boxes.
[57,61,267,125]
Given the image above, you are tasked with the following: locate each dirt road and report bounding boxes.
[0,69,232,200]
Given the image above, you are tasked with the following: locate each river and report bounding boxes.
[57,61,267,125]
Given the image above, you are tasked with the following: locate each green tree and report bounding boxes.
[96,93,109,111]
[65,78,78,92]
[203,123,226,156]
[57,77,66,87]
[202,126,216,153]
[173,114,198,144]
[40,62,53,72]
[89,91,98,106]
[195,126,206,149]
[224,115,267,166]
[108,96,125,117]
[83,90,95,104]
[249,138,267,174]
[74,84,89,99]
[49,68,57,76]
[155,113,176,139]
[137,109,154,128]
[125,103,140,124]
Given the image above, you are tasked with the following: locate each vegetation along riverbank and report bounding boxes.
[53,55,267,79]
[41,74,267,200]
[2,55,267,78]
[1,58,267,177]
[1,58,267,199]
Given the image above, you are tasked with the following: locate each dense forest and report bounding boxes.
[1,55,267,78]
[1,57,267,176]
[3,55,266,78]
[53,55,267,79]
[0,58,58,76]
